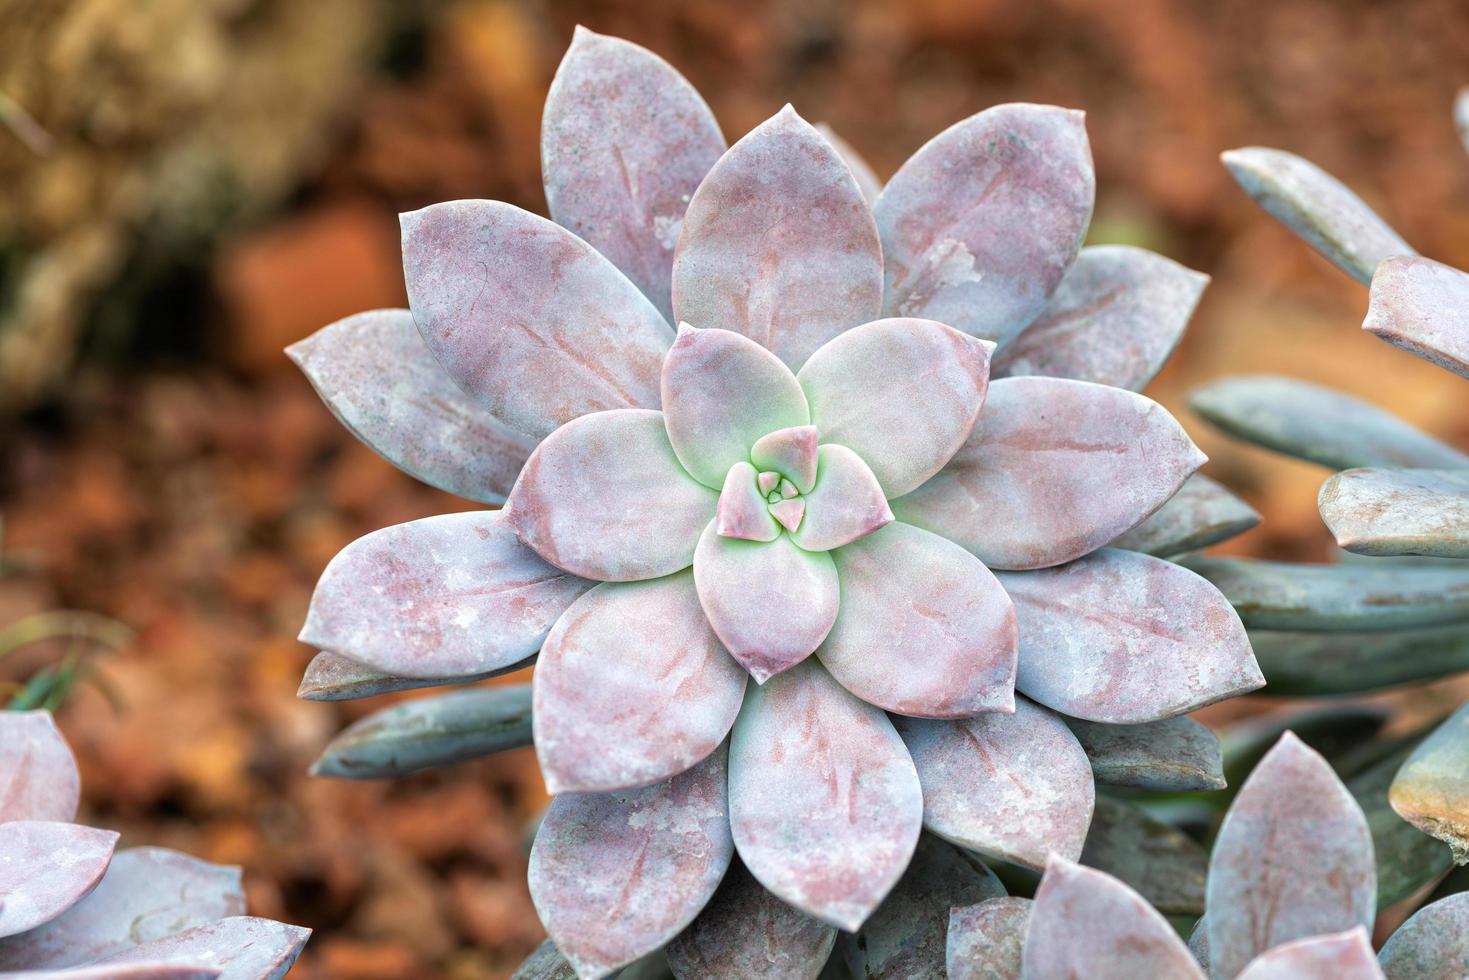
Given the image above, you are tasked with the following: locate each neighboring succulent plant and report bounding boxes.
[0,710,310,979]
[290,27,1270,978]
[1188,94,1469,881]
[945,732,1469,979]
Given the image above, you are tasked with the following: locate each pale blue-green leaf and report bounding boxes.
[1065,715,1225,792]
[1109,474,1260,558]
[1080,796,1206,916]
[1321,468,1469,558]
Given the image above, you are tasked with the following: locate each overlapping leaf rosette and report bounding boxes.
[946,733,1469,980]
[0,711,309,979]
[290,28,1267,978]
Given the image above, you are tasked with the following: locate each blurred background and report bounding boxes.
[1,0,1467,976]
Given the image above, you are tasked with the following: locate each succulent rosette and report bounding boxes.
[291,27,1266,978]
[0,711,309,979]
[947,733,1469,980]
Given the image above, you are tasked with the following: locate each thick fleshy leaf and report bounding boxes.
[665,859,835,980]
[1390,699,1469,863]
[1206,732,1376,979]
[0,711,79,823]
[1188,375,1469,470]
[1080,796,1207,916]
[1022,856,1205,980]
[541,27,725,321]
[1321,468,1469,558]
[1234,928,1384,980]
[1000,549,1261,724]
[310,686,533,780]
[790,445,893,552]
[15,967,223,979]
[529,747,733,979]
[1378,892,1469,979]
[716,461,780,542]
[91,917,309,980]
[1181,556,1469,631]
[661,325,810,488]
[1188,919,1210,974]
[876,104,1094,346]
[750,426,819,493]
[895,378,1205,570]
[728,660,922,931]
[1249,623,1469,696]
[402,200,672,440]
[300,511,590,679]
[820,522,1017,718]
[994,245,1208,391]
[0,848,244,970]
[512,939,577,980]
[286,309,534,503]
[295,649,528,702]
[0,822,117,938]
[1459,88,1469,156]
[797,317,993,497]
[893,699,1093,871]
[947,897,1031,980]
[503,409,718,581]
[672,105,883,370]
[770,498,805,532]
[534,574,745,793]
[1109,474,1260,558]
[1364,255,1469,378]
[1065,715,1225,792]
[843,835,1005,979]
[815,123,882,206]
[1221,146,1414,285]
[693,526,838,683]
[1350,747,1455,911]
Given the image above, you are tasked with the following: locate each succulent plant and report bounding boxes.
[946,732,1469,979]
[291,27,1271,978]
[0,710,309,979]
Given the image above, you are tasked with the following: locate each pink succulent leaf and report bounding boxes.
[1320,468,1469,559]
[790,445,893,552]
[88,916,310,980]
[1234,928,1384,980]
[1377,892,1469,979]
[1189,375,1469,471]
[1390,698,1469,863]
[820,522,1017,718]
[533,573,746,793]
[728,659,922,931]
[541,27,726,321]
[814,123,883,206]
[299,511,590,679]
[715,461,781,542]
[797,317,994,497]
[402,200,673,440]
[749,426,819,493]
[661,324,811,488]
[947,897,1031,980]
[993,245,1209,391]
[0,822,117,938]
[1064,715,1226,792]
[1363,255,1469,379]
[671,105,883,370]
[529,746,734,979]
[0,848,244,971]
[1001,549,1262,724]
[1080,796,1206,916]
[894,377,1205,570]
[1222,147,1414,285]
[846,834,1005,978]
[503,409,718,581]
[1021,856,1205,980]
[1109,473,1261,559]
[693,525,838,683]
[285,309,535,503]
[1206,732,1376,979]
[0,710,79,823]
[875,103,1094,347]
[769,498,806,532]
[295,649,530,703]
[14,965,222,979]
[664,859,835,980]
[892,698,1094,871]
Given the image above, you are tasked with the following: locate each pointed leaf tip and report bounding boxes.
[0,711,80,823]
